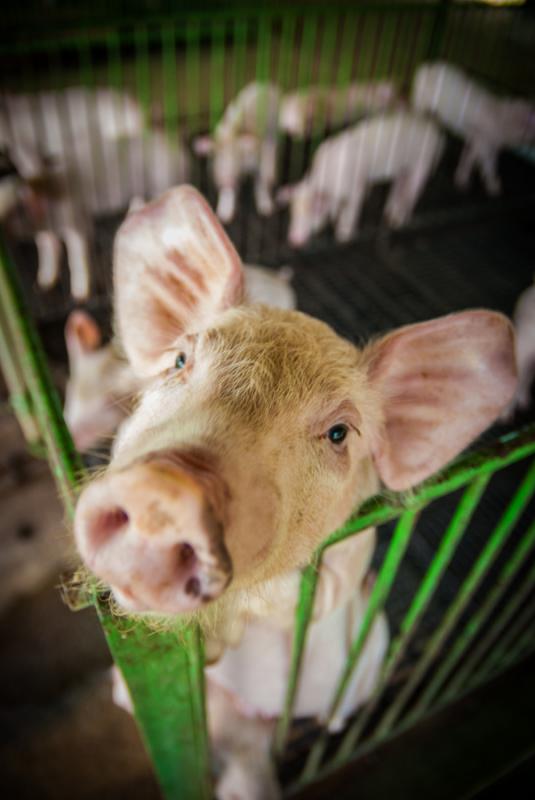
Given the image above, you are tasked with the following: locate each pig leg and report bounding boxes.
[208,680,279,800]
[334,182,365,243]
[384,161,432,228]
[63,226,91,300]
[217,187,237,224]
[35,230,62,290]
[255,139,277,216]
[454,142,477,190]
[476,145,501,196]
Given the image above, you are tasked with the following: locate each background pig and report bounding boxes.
[63,265,296,452]
[503,277,535,419]
[279,80,398,138]
[412,61,535,195]
[194,82,281,222]
[1,87,190,299]
[280,111,444,246]
[73,186,516,799]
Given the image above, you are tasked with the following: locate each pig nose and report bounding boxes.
[74,461,232,614]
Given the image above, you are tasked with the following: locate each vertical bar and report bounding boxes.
[332,475,490,766]
[374,458,535,739]
[0,235,82,512]
[300,509,418,783]
[210,21,226,132]
[99,608,212,800]
[427,0,450,60]
[272,559,320,756]
[162,23,178,142]
[186,17,203,190]
[0,297,41,444]
[470,568,535,686]
[435,519,535,704]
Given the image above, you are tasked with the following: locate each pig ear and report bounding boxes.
[367,310,517,491]
[114,185,244,378]
[193,135,215,156]
[65,310,102,362]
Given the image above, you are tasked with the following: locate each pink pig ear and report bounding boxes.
[65,310,102,362]
[113,185,244,377]
[367,310,517,491]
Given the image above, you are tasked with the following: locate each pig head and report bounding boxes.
[73,185,517,638]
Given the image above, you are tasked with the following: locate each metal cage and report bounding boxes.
[1,2,534,798]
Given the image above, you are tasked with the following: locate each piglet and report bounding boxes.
[194,82,281,223]
[412,61,535,196]
[280,80,398,138]
[280,110,444,247]
[72,186,516,798]
[63,265,296,452]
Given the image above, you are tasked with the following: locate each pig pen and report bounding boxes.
[1,2,535,798]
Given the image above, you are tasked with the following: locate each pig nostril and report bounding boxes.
[89,507,129,551]
[178,542,195,565]
[185,576,201,598]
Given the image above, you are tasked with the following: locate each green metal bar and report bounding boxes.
[273,558,321,756]
[300,509,418,783]
[470,570,535,686]
[313,426,535,558]
[0,297,41,445]
[134,25,151,122]
[288,13,320,179]
[331,474,490,766]
[374,458,535,738]
[0,236,82,513]
[99,605,212,800]
[210,21,226,132]
[501,606,535,668]
[162,23,179,141]
[436,519,535,704]
[0,235,213,799]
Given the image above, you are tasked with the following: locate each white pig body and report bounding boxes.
[412,62,535,195]
[74,187,516,799]
[285,111,444,246]
[280,80,398,138]
[194,82,281,223]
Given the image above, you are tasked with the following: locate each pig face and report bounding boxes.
[283,182,330,248]
[74,186,516,622]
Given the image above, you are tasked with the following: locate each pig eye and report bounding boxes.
[327,424,348,444]
[175,352,187,370]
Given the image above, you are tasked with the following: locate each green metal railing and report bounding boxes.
[1,2,535,798]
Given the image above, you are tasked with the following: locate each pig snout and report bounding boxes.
[74,455,232,614]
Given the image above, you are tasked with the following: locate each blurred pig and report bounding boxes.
[194,82,281,222]
[63,265,296,451]
[0,87,143,183]
[280,80,398,138]
[280,111,444,247]
[412,61,535,195]
[4,128,190,300]
[73,186,516,798]
[503,277,535,419]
